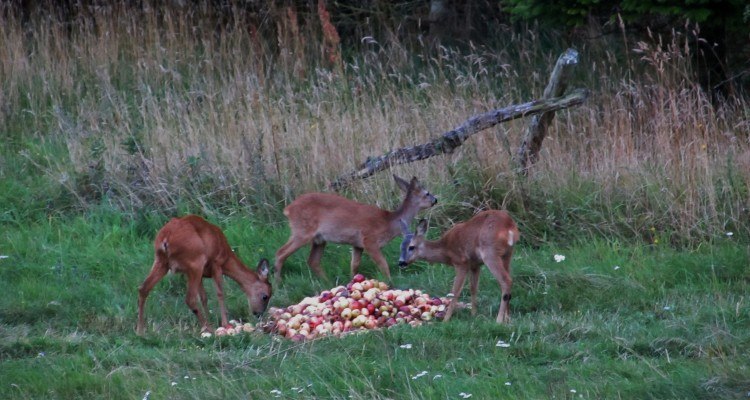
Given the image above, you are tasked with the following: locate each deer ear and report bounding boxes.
[399,219,411,234]
[416,219,429,235]
[393,175,409,192]
[257,258,270,279]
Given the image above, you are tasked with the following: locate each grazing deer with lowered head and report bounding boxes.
[274,175,437,283]
[136,215,272,335]
[398,210,519,323]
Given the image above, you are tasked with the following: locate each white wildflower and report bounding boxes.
[554,254,566,263]
[459,393,473,399]
[412,371,429,380]
[496,340,511,348]
[613,265,620,270]
[505,382,512,386]
[142,391,151,400]
[726,232,734,237]
[399,344,412,349]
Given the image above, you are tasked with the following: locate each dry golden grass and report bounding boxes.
[1,4,747,242]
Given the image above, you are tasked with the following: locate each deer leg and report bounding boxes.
[274,234,310,283]
[363,244,391,282]
[444,267,468,322]
[350,247,363,276]
[184,270,211,331]
[485,254,513,323]
[469,267,480,316]
[307,241,328,279]
[136,255,169,335]
[211,267,229,328]
[198,280,210,324]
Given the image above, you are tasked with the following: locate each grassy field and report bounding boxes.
[1,3,749,399]
[0,209,748,399]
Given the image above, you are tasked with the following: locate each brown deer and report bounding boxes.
[274,175,437,283]
[398,210,519,323]
[136,215,272,335]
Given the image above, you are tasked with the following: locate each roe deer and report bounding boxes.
[136,215,272,335]
[398,210,519,323]
[274,175,437,283]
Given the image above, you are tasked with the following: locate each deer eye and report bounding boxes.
[408,245,415,251]
[262,294,269,301]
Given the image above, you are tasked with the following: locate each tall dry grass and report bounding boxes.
[1,3,747,243]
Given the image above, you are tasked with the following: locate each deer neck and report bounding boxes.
[389,192,420,225]
[223,255,257,287]
[419,238,453,265]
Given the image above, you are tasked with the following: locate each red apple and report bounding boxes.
[352,274,366,283]
[319,291,333,302]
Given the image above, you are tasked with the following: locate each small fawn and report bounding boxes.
[274,175,437,283]
[399,210,519,323]
[136,215,272,335]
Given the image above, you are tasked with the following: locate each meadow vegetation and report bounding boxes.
[1,3,748,399]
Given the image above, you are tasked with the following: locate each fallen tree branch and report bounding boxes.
[330,88,589,190]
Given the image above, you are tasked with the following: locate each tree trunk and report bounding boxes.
[514,48,579,175]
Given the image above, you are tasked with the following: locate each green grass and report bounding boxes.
[1,5,748,398]
[1,209,747,399]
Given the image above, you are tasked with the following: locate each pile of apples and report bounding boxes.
[265,274,449,341]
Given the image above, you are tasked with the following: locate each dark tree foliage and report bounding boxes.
[6,0,747,97]
[501,0,750,98]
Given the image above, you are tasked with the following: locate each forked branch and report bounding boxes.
[330,88,589,190]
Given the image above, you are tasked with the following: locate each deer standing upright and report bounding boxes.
[136,215,272,335]
[274,175,437,283]
[398,210,519,323]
